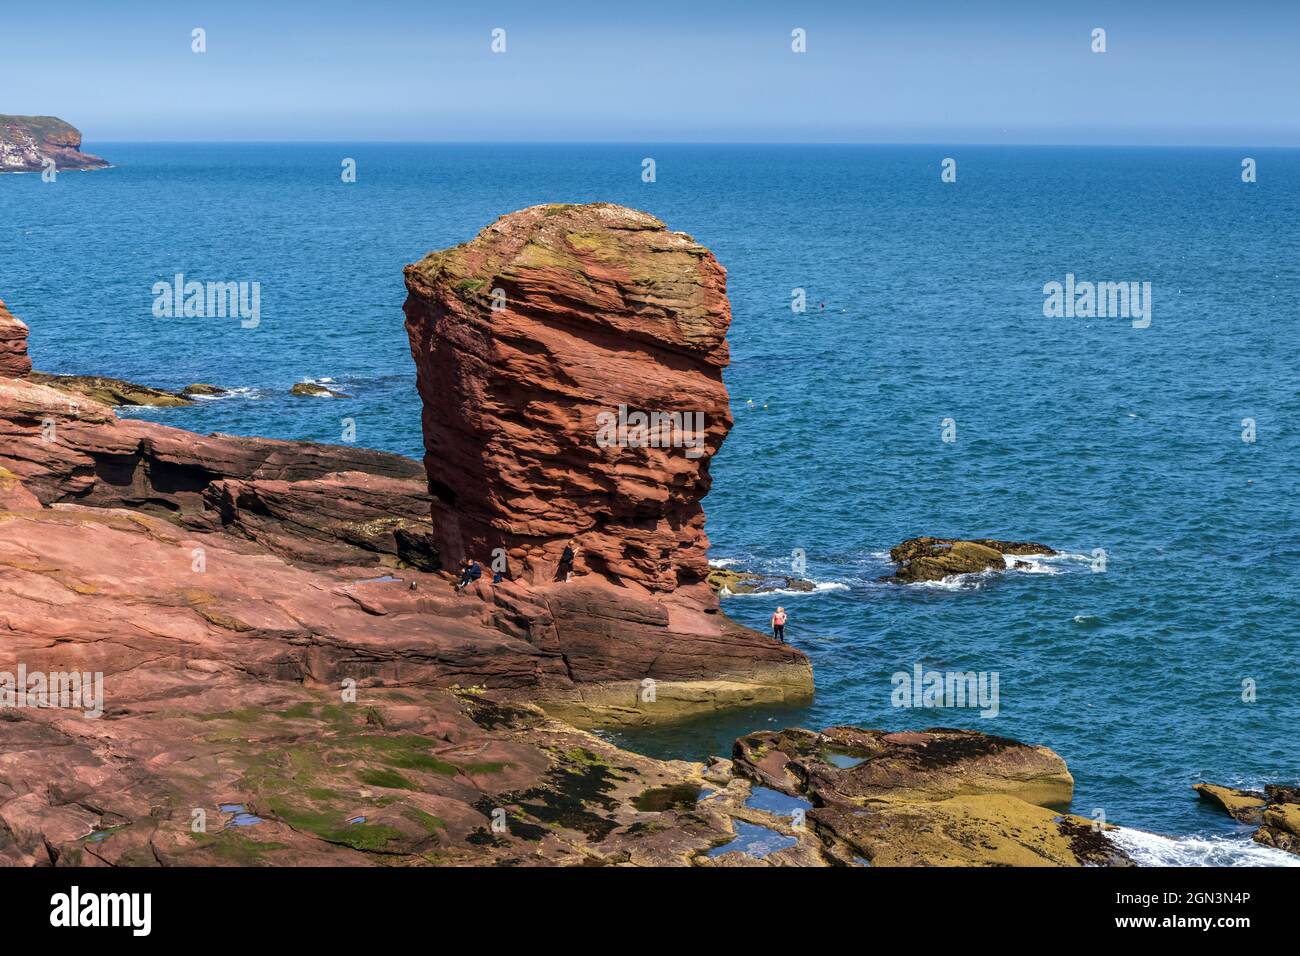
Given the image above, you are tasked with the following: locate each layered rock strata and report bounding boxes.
[403,203,732,600]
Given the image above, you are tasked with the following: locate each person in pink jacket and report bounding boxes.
[771,607,787,643]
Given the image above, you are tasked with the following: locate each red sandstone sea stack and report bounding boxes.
[403,203,732,603]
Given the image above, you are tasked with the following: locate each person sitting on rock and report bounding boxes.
[455,557,482,592]
[771,607,787,643]
[557,539,578,583]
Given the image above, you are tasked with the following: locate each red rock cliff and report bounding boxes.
[403,203,734,600]
[0,298,31,378]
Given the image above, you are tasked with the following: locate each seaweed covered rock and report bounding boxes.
[887,536,1055,583]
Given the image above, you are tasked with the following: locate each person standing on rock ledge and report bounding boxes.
[558,539,577,582]
[558,538,578,582]
[771,607,787,643]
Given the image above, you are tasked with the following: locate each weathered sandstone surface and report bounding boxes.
[888,536,1056,583]
[0,116,108,172]
[0,300,30,378]
[403,203,731,599]
[731,727,1132,866]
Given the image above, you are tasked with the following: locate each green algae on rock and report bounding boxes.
[887,536,1056,583]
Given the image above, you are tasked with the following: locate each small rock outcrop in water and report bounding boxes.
[1196,782,1300,855]
[0,115,109,172]
[706,567,815,594]
[404,203,731,598]
[887,536,1056,583]
[291,381,351,398]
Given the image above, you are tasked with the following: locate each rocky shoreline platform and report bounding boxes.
[0,205,1146,866]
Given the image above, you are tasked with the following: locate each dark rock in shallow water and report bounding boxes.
[706,567,815,594]
[182,383,227,397]
[887,536,1056,583]
[291,381,351,398]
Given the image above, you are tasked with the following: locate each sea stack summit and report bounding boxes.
[0,116,108,172]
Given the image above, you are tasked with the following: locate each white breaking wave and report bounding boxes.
[1000,553,1063,575]
[708,558,741,568]
[190,386,261,401]
[1108,827,1300,867]
[906,569,999,591]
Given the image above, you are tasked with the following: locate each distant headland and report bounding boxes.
[0,115,108,173]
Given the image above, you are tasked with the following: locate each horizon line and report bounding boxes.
[84,139,1300,149]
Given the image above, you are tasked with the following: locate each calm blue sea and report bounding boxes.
[3,143,1298,860]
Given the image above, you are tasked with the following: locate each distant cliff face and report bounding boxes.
[0,115,108,172]
[403,203,735,596]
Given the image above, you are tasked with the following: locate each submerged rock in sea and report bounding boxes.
[1196,782,1300,855]
[887,536,1056,583]
[0,115,109,172]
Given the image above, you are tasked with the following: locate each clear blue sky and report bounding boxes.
[4,0,1297,144]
